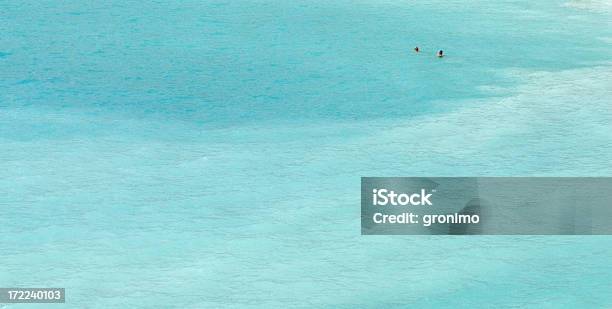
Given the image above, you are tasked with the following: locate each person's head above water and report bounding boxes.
[438,50,444,57]
[414,46,419,52]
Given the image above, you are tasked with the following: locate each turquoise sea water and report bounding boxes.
[1,0,611,307]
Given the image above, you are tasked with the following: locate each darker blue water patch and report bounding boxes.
[0,51,11,58]
[1,0,610,130]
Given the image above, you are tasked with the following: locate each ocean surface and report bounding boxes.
[1,0,611,307]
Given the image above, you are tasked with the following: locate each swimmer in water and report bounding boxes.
[437,50,444,57]
[414,46,419,53]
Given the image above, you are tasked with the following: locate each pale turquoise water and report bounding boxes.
[1,0,612,308]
